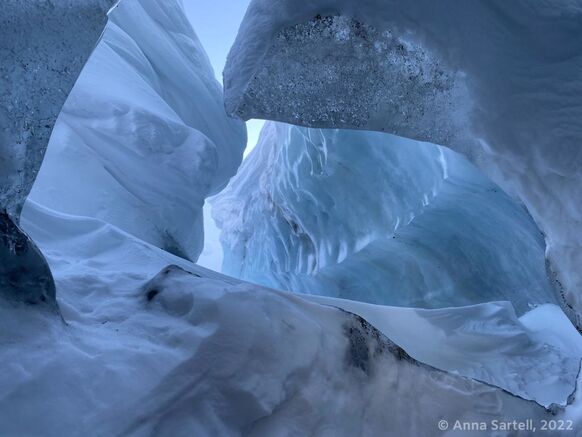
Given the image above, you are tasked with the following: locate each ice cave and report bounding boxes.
[1,0,582,436]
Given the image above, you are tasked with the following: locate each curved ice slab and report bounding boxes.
[28,0,246,261]
[224,0,582,325]
[5,201,565,434]
[0,0,114,304]
[213,123,557,314]
[309,295,582,409]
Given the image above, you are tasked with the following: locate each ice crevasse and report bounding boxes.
[223,0,582,326]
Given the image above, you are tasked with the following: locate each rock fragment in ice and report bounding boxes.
[224,0,582,325]
[0,0,114,304]
[28,0,246,261]
[213,122,557,314]
[0,212,56,308]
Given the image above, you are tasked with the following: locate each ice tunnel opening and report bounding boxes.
[210,122,561,317]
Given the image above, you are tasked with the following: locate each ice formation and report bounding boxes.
[213,122,557,314]
[28,0,246,261]
[0,0,115,305]
[2,0,582,434]
[224,0,582,325]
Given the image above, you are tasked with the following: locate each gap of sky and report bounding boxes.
[184,0,264,157]
[184,0,264,270]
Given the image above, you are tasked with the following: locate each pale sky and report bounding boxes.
[184,0,264,156]
[183,0,262,270]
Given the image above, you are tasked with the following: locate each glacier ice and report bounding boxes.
[0,198,574,435]
[213,122,557,315]
[223,0,582,325]
[2,0,582,434]
[28,0,246,261]
[0,0,115,305]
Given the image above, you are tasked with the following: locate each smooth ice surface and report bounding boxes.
[1,199,575,435]
[213,122,557,315]
[224,0,582,325]
[0,0,114,304]
[29,0,246,262]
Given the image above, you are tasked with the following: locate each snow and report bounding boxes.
[0,199,569,435]
[308,295,582,409]
[28,0,246,262]
[196,203,224,271]
[213,122,556,314]
[223,0,582,326]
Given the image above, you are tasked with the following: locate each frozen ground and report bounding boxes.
[0,199,573,435]
[213,122,557,314]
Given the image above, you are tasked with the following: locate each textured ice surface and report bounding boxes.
[213,122,557,315]
[0,0,114,217]
[224,0,582,325]
[226,15,469,148]
[0,199,574,435]
[28,0,246,261]
[0,0,114,304]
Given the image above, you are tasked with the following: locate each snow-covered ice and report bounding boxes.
[2,0,581,434]
[0,0,114,218]
[0,199,571,435]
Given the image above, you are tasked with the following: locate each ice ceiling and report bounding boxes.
[1,0,581,435]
